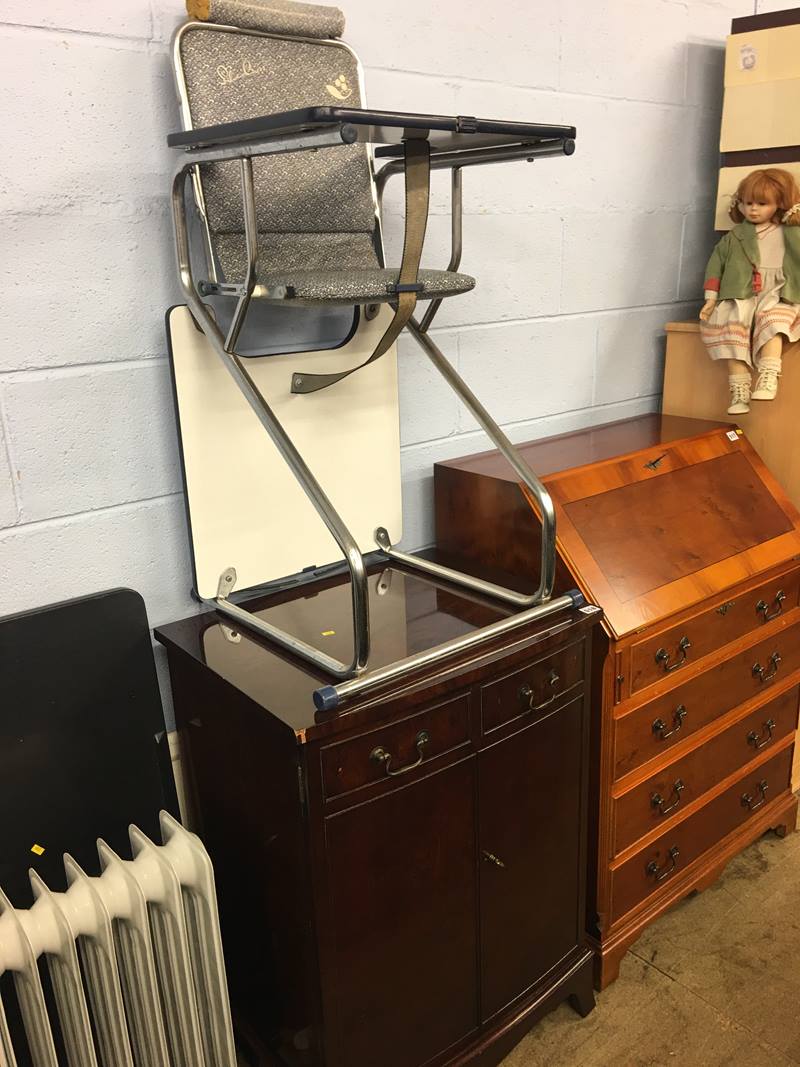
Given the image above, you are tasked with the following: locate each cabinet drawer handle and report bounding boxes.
[519,669,560,712]
[716,600,736,616]
[655,636,691,673]
[646,846,680,883]
[652,704,687,741]
[752,651,781,683]
[756,590,786,623]
[650,779,685,816]
[481,850,506,869]
[370,730,430,777]
[747,718,776,750]
[741,779,769,812]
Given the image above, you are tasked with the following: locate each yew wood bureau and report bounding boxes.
[156,562,601,1066]
[434,414,800,988]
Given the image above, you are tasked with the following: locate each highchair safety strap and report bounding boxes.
[290,133,431,394]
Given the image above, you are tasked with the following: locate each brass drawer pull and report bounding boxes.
[752,651,781,683]
[655,635,691,673]
[481,850,506,869]
[747,718,776,751]
[646,846,680,883]
[651,779,685,816]
[519,669,560,712]
[652,704,687,741]
[716,600,736,616]
[741,779,769,812]
[370,730,430,777]
[756,590,786,623]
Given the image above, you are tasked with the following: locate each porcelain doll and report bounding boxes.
[699,168,800,414]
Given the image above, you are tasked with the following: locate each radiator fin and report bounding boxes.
[0,812,236,1067]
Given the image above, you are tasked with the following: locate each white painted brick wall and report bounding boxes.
[0,0,753,723]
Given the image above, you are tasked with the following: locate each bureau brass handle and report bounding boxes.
[752,651,781,683]
[756,590,786,623]
[652,704,687,741]
[646,846,680,883]
[747,718,776,750]
[650,779,685,816]
[482,850,506,869]
[655,636,691,673]
[741,779,769,812]
[519,670,560,712]
[370,731,430,777]
[716,600,736,616]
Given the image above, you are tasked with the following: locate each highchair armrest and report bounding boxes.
[168,105,576,156]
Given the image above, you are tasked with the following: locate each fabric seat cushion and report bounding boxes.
[254,267,476,306]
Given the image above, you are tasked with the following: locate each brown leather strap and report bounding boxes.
[291,135,431,394]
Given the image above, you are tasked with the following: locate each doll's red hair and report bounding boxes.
[730,168,800,226]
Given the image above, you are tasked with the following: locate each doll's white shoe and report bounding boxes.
[751,367,779,401]
[727,378,751,414]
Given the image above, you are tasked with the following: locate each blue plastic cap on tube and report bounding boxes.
[314,685,339,712]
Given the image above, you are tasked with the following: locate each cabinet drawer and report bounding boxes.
[629,569,800,696]
[479,638,584,735]
[614,619,800,780]
[613,685,799,855]
[320,694,470,800]
[610,745,793,923]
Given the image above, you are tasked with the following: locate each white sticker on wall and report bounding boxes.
[739,44,757,71]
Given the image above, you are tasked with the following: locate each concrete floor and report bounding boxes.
[505,826,800,1067]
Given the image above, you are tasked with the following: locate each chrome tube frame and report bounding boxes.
[313,592,587,711]
[395,320,557,605]
[418,167,463,333]
[170,123,570,693]
[172,163,370,680]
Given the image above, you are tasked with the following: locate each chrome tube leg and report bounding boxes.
[171,167,370,676]
[314,591,589,711]
[224,157,258,352]
[419,167,462,334]
[405,318,556,603]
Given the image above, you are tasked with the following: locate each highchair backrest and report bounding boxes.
[173,11,382,287]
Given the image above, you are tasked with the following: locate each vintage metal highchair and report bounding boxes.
[167,0,582,710]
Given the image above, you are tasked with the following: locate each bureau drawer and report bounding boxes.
[479,638,584,735]
[615,619,800,779]
[610,745,793,923]
[629,569,800,696]
[320,694,471,800]
[613,685,799,854]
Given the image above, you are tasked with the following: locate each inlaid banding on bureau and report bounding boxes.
[610,745,794,923]
[629,569,800,696]
[614,619,800,780]
[612,685,800,855]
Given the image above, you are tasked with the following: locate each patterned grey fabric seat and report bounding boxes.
[253,267,474,306]
[177,11,475,305]
[213,230,474,305]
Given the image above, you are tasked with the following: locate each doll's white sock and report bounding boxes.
[728,361,751,385]
[757,351,782,374]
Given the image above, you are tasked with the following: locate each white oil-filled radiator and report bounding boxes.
[0,811,236,1067]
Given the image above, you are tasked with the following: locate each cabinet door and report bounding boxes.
[323,757,478,1067]
[479,696,585,1021]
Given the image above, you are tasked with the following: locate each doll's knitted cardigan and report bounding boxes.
[704,221,800,302]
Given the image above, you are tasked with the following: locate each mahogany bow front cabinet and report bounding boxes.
[435,414,800,988]
[156,564,601,1067]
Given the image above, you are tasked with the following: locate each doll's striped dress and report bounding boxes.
[701,225,800,367]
